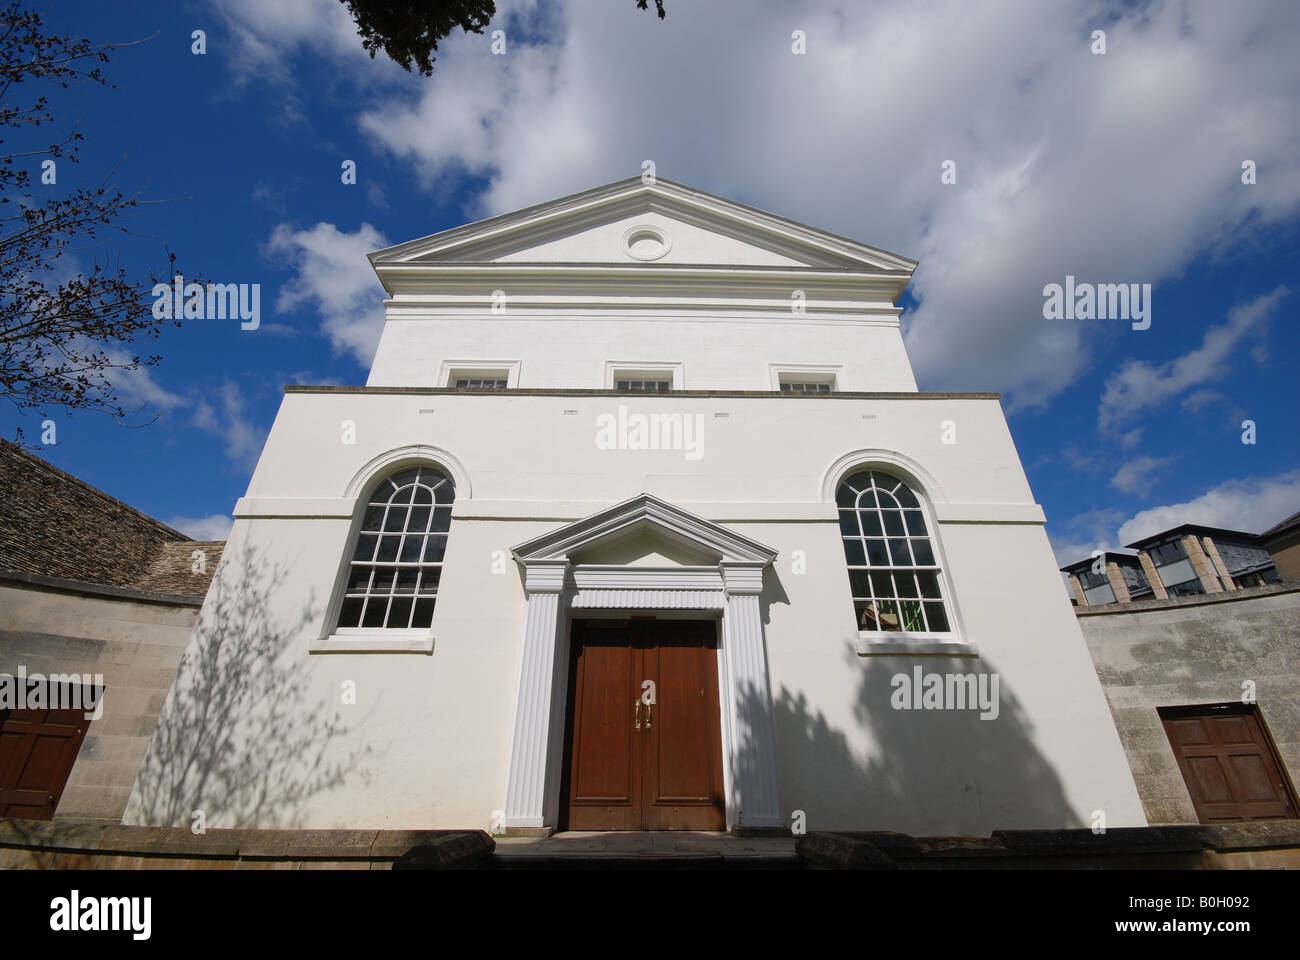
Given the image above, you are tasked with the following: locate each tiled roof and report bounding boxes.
[1261,509,1300,540]
[0,439,223,597]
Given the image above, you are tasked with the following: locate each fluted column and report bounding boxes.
[503,560,568,829]
[720,561,783,828]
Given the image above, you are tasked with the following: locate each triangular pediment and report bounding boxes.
[571,530,718,567]
[370,177,915,274]
[511,493,777,565]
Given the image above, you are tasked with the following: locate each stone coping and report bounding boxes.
[798,822,1300,868]
[0,819,493,866]
[285,385,1001,400]
[1074,579,1300,617]
[0,568,206,607]
[11,819,1295,869]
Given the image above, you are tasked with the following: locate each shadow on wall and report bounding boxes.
[125,541,375,828]
[765,643,1083,835]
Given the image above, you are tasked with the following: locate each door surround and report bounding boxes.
[502,493,783,832]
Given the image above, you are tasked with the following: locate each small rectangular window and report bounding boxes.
[616,379,671,392]
[777,372,836,393]
[443,363,516,389]
[454,378,508,390]
[1149,540,1188,566]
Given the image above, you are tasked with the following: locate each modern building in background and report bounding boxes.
[1129,524,1281,596]
[1061,551,1153,607]
[1261,511,1300,583]
[1062,521,1286,608]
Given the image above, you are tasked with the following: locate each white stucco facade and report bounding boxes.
[124,178,1145,834]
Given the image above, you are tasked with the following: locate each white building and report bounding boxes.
[125,177,1145,835]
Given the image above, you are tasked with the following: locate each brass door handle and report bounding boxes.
[645,702,652,729]
[635,701,642,729]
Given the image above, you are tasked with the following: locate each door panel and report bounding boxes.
[1160,704,1298,823]
[561,619,726,831]
[563,621,641,830]
[642,622,726,830]
[0,701,92,819]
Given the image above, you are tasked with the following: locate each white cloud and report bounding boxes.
[1049,506,1127,567]
[191,380,266,470]
[1097,286,1287,429]
[1110,455,1174,496]
[1180,390,1226,414]
[353,1,1300,407]
[207,0,383,85]
[1116,470,1300,544]
[1050,536,1102,569]
[267,222,390,366]
[103,349,188,414]
[1119,428,1145,451]
[166,513,235,541]
[216,1,1300,407]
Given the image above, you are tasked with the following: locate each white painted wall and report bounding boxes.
[368,312,918,392]
[125,390,1145,832]
[366,196,917,391]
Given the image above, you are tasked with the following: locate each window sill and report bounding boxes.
[856,634,978,657]
[311,629,434,654]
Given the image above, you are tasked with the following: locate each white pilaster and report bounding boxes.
[720,562,784,828]
[503,560,568,828]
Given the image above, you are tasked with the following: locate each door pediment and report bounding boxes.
[571,530,717,567]
[510,493,777,567]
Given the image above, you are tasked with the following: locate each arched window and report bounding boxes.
[836,470,952,635]
[336,466,454,631]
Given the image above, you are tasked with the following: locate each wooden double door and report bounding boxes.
[560,619,726,831]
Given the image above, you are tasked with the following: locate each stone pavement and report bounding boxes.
[491,831,799,869]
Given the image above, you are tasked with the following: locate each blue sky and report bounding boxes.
[8,0,1299,562]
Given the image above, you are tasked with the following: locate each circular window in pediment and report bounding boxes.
[621,225,671,261]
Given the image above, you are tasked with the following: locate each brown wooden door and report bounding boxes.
[561,619,726,831]
[0,699,92,819]
[561,621,643,830]
[1160,703,1299,823]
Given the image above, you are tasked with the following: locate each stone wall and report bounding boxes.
[0,818,493,869]
[0,574,203,820]
[1075,582,1300,823]
[799,822,1300,869]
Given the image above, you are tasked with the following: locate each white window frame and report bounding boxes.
[836,468,972,656]
[312,464,455,654]
[604,360,684,391]
[769,363,842,393]
[438,359,521,389]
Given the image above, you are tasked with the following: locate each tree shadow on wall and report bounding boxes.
[765,642,1083,835]
[126,541,377,828]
